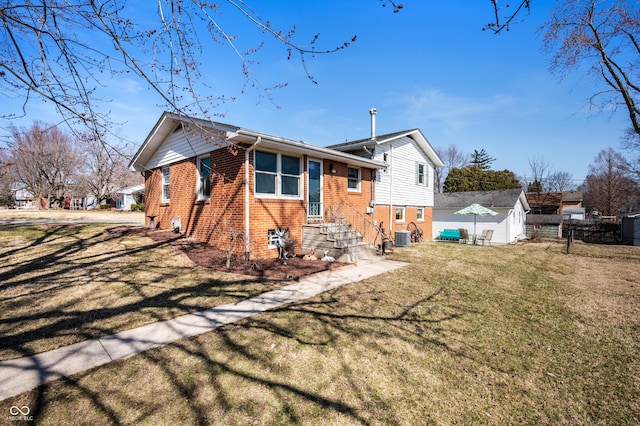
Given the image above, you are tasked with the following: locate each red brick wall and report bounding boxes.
[373,205,433,241]
[144,146,378,259]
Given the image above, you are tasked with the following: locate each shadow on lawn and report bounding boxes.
[10,284,472,425]
[0,226,471,424]
[0,225,283,360]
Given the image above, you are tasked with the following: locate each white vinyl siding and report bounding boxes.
[375,137,435,207]
[146,126,229,169]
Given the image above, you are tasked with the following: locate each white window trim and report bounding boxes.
[254,151,303,200]
[347,166,361,192]
[395,206,406,223]
[416,207,425,222]
[161,167,170,203]
[267,229,279,248]
[197,155,211,200]
[416,162,427,187]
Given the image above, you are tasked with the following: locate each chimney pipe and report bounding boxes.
[369,108,377,139]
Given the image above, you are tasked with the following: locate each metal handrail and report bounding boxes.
[323,203,380,248]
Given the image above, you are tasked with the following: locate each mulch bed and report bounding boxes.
[107,226,348,281]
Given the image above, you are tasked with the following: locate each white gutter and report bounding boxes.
[245,136,261,259]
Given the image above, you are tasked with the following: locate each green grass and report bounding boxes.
[2,238,639,425]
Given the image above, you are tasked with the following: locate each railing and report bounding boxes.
[323,203,381,248]
[307,201,322,219]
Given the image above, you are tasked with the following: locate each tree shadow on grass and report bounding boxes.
[1,277,485,425]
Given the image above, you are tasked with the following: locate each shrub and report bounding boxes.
[130,203,145,212]
[99,203,111,210]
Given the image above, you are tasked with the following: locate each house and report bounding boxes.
[433,189,530,244]
[115,184,145,211]
[525,190,585,219]
[10,183,36,209]
[327,109,444,241]
[128,112,386,260]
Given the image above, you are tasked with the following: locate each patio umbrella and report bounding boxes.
[454,203,498,237]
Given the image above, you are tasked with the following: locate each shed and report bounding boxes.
[621,211,640,246]
[434,189,530,244]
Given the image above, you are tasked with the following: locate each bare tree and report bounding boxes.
[434,145,468,193]
[0,1,362,140]
[582,147,639,215]
[1,1,541,142]
[541,0,640,141]
[548,171,574,192]
[7,122,81,208]
[484,0,532,34]
[77,132,140,208]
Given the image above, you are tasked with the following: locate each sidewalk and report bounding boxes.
[0,259,407,401]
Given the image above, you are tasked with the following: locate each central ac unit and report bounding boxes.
[395,230,411,247]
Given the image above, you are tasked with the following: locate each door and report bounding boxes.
[307,159,323,218]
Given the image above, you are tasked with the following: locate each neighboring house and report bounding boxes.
[115,184,145,211]
[561,190,585,220]
[128,111,386,260]
[433,189,530,244]
[327,109,444,241]
[526,190,585,220]
[10,183,36,209]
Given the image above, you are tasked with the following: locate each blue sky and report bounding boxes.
[1,1,632,184]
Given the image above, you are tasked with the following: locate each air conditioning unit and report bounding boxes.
[395,230,411,247]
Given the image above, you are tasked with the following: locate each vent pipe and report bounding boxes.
[369,108,377,139]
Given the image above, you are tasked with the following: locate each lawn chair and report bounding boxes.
[476,229,494,246]
[458,228,470,244]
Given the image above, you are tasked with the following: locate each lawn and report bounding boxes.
[1,228,639,424]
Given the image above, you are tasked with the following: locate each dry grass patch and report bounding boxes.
[3,240,639,424]
[0,224,284,361]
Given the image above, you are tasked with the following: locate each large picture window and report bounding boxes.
[161,167,170,202]
[197,155,211,199]
[255,151,301,197]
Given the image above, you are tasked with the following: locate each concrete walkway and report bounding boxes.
[0,259,407,401]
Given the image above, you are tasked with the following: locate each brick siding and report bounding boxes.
[144,146,377,259]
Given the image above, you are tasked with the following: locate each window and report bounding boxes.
[416,207,425,221]
[347,167,361,191]
[255,151,301,197]
[161,167,170,202]
[197,156,211,199]
[267,229,279,248]
[416,162,427,186]
[395,206,405,222]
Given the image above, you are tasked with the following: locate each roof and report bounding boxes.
[526,192,562,207]
[435,189,530,211]
[115,184,145,195]
[129,111,386,171]
[562,190,583,203]
[327,128,445,168]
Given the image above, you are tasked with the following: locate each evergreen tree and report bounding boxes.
[470,149,495,171]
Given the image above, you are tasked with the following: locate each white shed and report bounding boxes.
[433,189,530,244]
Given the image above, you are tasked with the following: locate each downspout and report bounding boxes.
[388,142,394,232]
[245,136,261,260]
